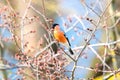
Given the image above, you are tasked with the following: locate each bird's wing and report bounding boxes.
[60,27,71,46]
[64,34,71,46]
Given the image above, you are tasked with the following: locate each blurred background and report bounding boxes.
[0,0,120,80]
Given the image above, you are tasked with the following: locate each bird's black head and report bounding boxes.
[52,23,59,29]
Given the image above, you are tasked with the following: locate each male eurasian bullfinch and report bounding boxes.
[52,23,74,55]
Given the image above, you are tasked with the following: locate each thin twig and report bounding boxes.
[76,66,113,73]
[0,64,28,70]
[85,1,100,17]
[89,46,111,69]
[20,0,32,52]
[71,39,120,51]
[104,68,120,79]
[35,41,57,58]
[71,1,112,79]
[61,48,76,62]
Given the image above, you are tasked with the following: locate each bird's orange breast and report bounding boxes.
[54,30,67,43]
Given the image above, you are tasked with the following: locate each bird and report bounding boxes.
[52,23,74,55]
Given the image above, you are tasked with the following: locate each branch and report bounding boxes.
[89,46,111,69]
[71,39,120,50]
[20,0,32,52]
[104,68,120,79]
[0,64,28,70]
[71,1,113,79]
[61,48,76,62]
[34,41,57,58]
[76,66,113,73]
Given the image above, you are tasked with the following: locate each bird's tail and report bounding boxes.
[69,48,74,55]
